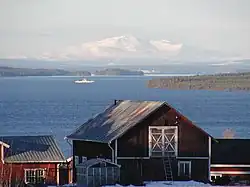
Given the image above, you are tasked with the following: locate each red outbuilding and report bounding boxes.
[0,135,70,186]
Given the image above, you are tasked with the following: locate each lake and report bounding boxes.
[0,75,250,157]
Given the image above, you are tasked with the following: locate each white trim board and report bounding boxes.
[208,136,211,181]
[56,164,60,185]
[117,157,150,159]
[117,156,209,160]
[177,157,209,159]
[211,164,250,167]
[0,141,10,148]
[211,171,250,175]
[115,139,118,164]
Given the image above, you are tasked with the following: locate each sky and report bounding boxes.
[0,0,249,59]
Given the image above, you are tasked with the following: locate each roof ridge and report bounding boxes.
[66,100,168,142]
[0,135,53,137]
[125,99,165,103]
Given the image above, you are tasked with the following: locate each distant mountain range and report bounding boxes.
[39,35,183,61]
[9,35,242,63]
[0,35,249,74]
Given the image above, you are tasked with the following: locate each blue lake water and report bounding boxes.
[1,76,250,157]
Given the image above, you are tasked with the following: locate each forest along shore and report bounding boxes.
[147,72,250,91]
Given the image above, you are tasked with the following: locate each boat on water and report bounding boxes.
[74,78,95,84]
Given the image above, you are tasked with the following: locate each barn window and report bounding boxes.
[178,161,191,178]
[149,126,178,157]
[24,169,45,184]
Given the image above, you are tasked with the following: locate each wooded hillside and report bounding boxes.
[147,72,250,91]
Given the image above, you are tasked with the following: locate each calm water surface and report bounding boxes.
[1,76,250,157]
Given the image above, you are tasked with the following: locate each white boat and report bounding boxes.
[74,78,95,84]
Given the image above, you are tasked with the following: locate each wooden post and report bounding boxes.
[56,164,60,185]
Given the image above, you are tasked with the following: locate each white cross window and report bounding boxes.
[149,126,178,157]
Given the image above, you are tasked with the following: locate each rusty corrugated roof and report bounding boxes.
[0,135,65,163]
[66,100,165,143]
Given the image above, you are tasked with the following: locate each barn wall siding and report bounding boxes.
[117,158,170,184]
[117,158,208,184]
[117,105,209,158]
[73,140,112,159]
[189,159,209,181]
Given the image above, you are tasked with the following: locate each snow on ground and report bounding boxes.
[60,181,250,187]
[102,181,211,187]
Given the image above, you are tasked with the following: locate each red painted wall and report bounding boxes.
[0,162,59,185]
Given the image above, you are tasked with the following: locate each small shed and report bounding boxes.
[76,158,121,187]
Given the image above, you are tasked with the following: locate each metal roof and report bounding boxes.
[77,158,121,168]
[66,100,165,143]
[0,135,66,163]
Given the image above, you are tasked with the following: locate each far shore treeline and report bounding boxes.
[148,72,250,91]
[0,66,144,77]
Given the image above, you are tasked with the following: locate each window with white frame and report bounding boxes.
[24,169,45,184]
[149,126,178,157]
[178,161,191,178]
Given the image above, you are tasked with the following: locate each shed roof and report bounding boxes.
[0,135,66,163]
[77,158,120,168]
[212,139,250,165]
[66,100,214,143]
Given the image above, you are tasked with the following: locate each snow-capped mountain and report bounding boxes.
[35,34,241,64]
[42,35,183,61]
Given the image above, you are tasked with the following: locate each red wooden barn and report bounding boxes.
[0,135,70,185]
[66,99,217,185]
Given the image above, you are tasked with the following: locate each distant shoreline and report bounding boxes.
[147,72,250,91]
[0,66,144,77]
